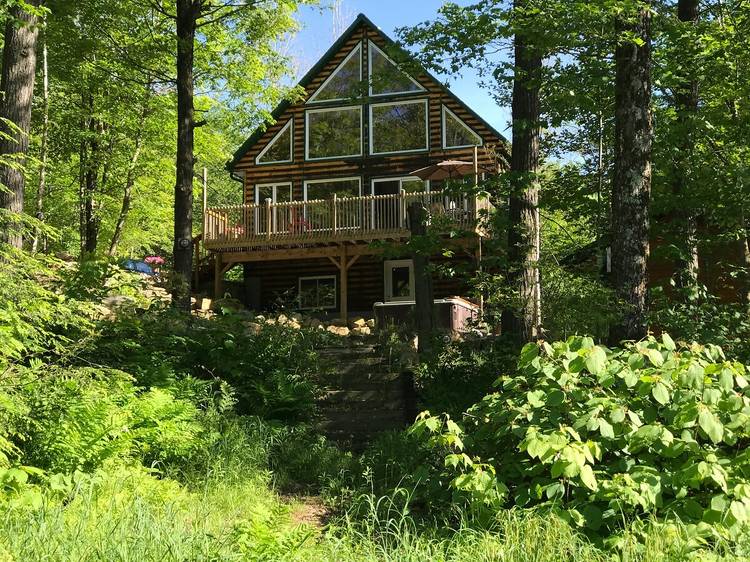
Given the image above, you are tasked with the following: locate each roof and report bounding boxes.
[227,13,509,171]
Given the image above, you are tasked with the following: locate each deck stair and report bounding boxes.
[315,343,415,447]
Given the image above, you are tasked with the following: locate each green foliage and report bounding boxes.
[88,309,324,422]
[412,334,750,549]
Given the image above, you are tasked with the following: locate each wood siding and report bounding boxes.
[231,20,509,205]
[243,253,475,314]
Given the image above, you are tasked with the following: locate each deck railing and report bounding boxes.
[203,190,487,250]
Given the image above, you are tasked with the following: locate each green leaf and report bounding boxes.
[585,346,607,375]
[719,369,734,391]
[580,464,598,491]
[661,333,676,351]
[699,410,724,444]
[646,348,664,367]
[652,382,670,405]
[598,418,615,439]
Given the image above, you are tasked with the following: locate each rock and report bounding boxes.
[329,318,348,327]
[244,321,262,335]
[351,317,367,328]
[291,313,303,322]
[277,314,289,325]
[366,318,375,329]
[102,295,137,309]
[326,325,350,337]
[288,321,302,330]
[265,318,277,325]
[200,298,212,312]
[351,326,371,337]
[211,297,244,312]
[254,315,266,323]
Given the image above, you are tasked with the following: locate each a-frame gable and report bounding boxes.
[229,14,509,173]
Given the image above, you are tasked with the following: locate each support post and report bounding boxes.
[339,245,348,322]
[408,202,434,354]
[214,252,224,299]
[202,167,207,238]
[265,197,272,240]
[331,193,338,233]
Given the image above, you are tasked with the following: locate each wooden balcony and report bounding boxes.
[203,190,488,252]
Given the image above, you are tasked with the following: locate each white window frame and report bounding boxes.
[298,275,337,310]
[307,44,362,104]
[254,182,292,234]
[441,105,483,149]
[384,259,415,302]
[367,40,426,97]
[255,119,293,165]
[305,105,363,161]
[369,99,429,156]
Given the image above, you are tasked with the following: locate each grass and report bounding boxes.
[0,419,747,562]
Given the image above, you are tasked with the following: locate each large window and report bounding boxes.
[303,177,362,230]
[442,106,482,149]
[299,276,336,310]
[306,106,362,160]
[256,120,293,164]
[368,41,424,96]
[369,100,428,155]
[308,44,362,103]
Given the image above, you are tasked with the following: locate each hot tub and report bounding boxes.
[373,297,479,333]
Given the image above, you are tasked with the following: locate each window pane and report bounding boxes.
[401,178,427,193]
[311,45,361,102]
[369,43,421,95]
[317,278,336,308]
[390,266,412,299]
[258,122,291,163]
[306,179,359,200]
[307,108,361,159]
[444,108,481,148]
[371,102,427,154]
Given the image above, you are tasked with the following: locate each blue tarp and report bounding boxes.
[122,260,155,275]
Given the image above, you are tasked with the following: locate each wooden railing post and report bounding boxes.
[331,193,338,233]
[265,198,272,240]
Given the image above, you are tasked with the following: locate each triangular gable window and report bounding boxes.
[368,41,424,96]
[442,106,482,149]
[308,44,362,103]
[256,119,293,164]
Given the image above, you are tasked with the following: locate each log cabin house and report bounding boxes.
[202,13,510,320]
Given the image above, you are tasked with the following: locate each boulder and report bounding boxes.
[326,325,350,337]
[351,317,367,328]
[329,318,348,327]
[200,298,212,312]
[211,297,244,312]
[277,314,289,325]
[351,326,371,337]
[288,321,302,330]
[366,318,375,329]
[244,321,262,335]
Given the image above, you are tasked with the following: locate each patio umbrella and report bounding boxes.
[410,160,479,181]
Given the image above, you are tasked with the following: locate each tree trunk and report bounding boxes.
[609,4,652,343]
[171,0,199,310]
[82,93,101,256]
[31,24,48,253]
[408,202,434,354]
[0,1,41,248]
[109,92,150,257]
[501,0,542,343]
[672,0,700,288]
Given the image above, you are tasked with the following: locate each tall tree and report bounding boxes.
[0,0,42,248]
[502,0,542,342]
[610,2,652,342]
[31,19,48,253]
[671,0,700,288]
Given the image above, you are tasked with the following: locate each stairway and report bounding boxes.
[315,344,415,447]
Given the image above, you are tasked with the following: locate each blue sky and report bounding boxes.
[287,1,512,137]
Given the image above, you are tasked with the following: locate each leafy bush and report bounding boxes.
[412,334,750,548]
[651,285,750,364]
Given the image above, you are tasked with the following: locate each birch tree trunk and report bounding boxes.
[31,24,48,253]
[672,0,700,288]
[171,0,200,310]
[0,1,41,248]
[501,0,542,343]
[610,3,653,343]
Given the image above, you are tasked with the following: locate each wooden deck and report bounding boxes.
[203,190,488,252]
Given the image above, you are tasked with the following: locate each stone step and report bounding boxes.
[319,370,404,389]
[319,386,404,402]
[317,409,407,432]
